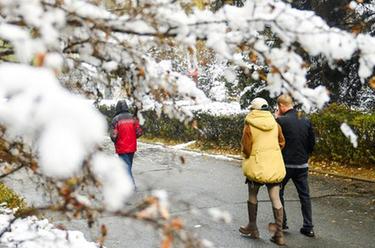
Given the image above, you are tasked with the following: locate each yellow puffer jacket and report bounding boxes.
[241,110,286,184]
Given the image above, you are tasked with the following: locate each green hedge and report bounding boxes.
[193,113,244,150]
[97,103,375,167]
[310,104,375,166]
[140,111,197,142]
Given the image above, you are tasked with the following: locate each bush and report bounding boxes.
[194,113,244,150]
[310,104,375,166]
[141,111,197,142]
[95,103,116,130]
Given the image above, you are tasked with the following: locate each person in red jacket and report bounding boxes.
[110,100,142,186]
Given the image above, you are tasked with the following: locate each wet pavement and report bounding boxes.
[2,140,375,248]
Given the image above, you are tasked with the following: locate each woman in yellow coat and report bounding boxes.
[239,97,286,246]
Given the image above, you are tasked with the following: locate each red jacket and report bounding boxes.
[110,108,142,154]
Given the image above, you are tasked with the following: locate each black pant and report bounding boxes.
[280,167,313,230]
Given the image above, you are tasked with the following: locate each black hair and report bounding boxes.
[260,104,269,110]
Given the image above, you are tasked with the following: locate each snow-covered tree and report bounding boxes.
[288,0,375,109]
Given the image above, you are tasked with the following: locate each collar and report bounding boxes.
[283,108,296,116]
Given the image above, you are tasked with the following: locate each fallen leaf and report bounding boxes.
[161,234,173,248]
[101,224,108,237]
[171,218,184,230]
[179,156,185,164]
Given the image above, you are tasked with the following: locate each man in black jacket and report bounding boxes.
[276,94,316,238]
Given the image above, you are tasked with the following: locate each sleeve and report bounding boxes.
[307,121,315,154]
[241,124,252,159]
[110,118,118,143]
[277,124,285,150]
[135,119,143,138]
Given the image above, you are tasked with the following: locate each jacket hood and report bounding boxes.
[115,100,129,115]
[245,110,276,131]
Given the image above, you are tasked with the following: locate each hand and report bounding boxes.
[274,108,281,118]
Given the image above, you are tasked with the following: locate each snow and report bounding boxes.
[0,24,44,63]
[223,69,237,83]
[349,1,358,10]
[209,81,227,102]
[208,208,232,223]
[171,141,196,149]
[44,53,64,71]
[183,101,247,116]
[91,154,134,211]
[0,206,100,248]
[201,239,215,248]
[1,0,375,113]
[0,64,132,210]
[152,190,169,210]
[0,64,104,176]
[102,61,118,72]
[64,0,114,19]
[139,142,241,162]
[97,99,247,117]
[2,0,374,114]
[340,123,358,148]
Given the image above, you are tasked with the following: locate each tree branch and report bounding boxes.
[0,164,24,179]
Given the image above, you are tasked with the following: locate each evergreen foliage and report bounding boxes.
[310,104,375,166]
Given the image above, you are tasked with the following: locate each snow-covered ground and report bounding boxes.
[0,206,100,248]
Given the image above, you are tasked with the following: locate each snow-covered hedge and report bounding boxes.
[97,103,375,167]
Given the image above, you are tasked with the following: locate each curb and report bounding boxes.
[308,169,375,183]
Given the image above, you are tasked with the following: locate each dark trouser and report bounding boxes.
[119,153,135,186]
[280,167,313,230]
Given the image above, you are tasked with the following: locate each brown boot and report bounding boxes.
[269,207,286,246]
[239,201,259,239]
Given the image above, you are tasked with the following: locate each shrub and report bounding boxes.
[310,104,375,166]
[194,113,244,150]
[95,103,116,129]
[141,111,198,142]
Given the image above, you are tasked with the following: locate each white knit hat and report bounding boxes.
[250,97,269,110]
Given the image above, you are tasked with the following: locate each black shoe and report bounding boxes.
[282,223,289,230]
[300,228,315,237]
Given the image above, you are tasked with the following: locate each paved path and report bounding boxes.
[2,141,375,247]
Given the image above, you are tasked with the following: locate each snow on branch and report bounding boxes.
[2,0,374,111]
[0,63,133,211]
[340,122,358,148]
